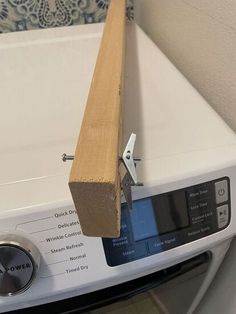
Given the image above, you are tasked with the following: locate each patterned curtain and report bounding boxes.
[0,0,134,33]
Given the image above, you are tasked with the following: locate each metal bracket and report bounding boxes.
[62,133,143,209]
[121,133,143,210]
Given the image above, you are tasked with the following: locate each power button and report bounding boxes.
[215,180,228,204]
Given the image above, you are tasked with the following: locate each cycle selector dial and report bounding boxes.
[0,234,40,296]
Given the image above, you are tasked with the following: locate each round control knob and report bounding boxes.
[0,234,40,296]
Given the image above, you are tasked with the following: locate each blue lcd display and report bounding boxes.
[129,191,189,241]
[130,198,158,241]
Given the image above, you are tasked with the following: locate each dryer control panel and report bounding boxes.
[103,177,231,266]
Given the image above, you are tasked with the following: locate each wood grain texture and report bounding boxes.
[69,0,126,237]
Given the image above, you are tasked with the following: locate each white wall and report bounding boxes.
[135,0,236,131]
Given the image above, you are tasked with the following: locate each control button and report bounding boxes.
[148,237,164,254]
[184,225,213,243]
[148,234,181,254]
[116,242,147,261]
[0,234,40,296]
[108,242,147,266]
[190,210,214,225]
[163,233,181,250]
[215,180,228,204]
[188,200,210,212]
[187,184,210,203]
[111,235,130,248]
[217,204,229,229]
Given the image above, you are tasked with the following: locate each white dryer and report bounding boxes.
[0,22,236,313]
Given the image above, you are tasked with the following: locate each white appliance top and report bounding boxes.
[1,22,236,212]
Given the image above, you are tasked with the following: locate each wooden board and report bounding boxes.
[69,0,126,237]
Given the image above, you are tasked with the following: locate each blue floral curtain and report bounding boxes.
[0,0,134,33]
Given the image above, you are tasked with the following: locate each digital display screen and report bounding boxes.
[130,190,189,241]
[129,198,158,241]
